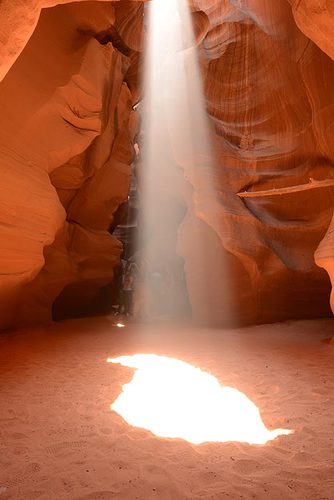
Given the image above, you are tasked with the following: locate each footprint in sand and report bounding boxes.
[10,432,28,440]
[77,492,117,500]
[5,463,41,487]
[108,354,292,445]
[45,440,87,456]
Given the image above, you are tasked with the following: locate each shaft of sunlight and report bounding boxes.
[135,0,219,322]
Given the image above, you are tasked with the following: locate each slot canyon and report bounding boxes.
[0,1,333,499]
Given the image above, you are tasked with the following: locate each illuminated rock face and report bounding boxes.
[288,0,334,61]
[0,0,144,82]
[0,0,334,328]
[0,1,143,328]
[174,0,334,324]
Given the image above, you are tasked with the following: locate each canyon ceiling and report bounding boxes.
[0,0,334,328]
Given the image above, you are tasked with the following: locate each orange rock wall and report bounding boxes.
[0,0,334,328]
[181,0,334,324]
[0,1,143,328]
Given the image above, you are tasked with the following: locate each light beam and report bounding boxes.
[136,0,224,323]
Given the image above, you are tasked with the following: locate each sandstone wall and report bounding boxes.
[0,0,334,328]
[0,1,143,328]
[179,0,334,324]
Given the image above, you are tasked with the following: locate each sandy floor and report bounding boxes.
[0,317,333,499]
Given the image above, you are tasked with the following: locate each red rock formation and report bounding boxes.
[0,0,145,82]
[180,0,334,324]
[0,1,143,328]
[285,0,334,316]
[0,0,334,328]
[288,0,334,61]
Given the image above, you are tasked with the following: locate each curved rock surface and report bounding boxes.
[0,0,334,328]
[0,0,145,82]
[0,1,143,328]
[182,0,334,323]
[288,0,334,62]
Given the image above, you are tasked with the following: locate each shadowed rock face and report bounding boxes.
[0,0,334,328]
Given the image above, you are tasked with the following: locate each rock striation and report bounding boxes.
[176,0,334,324]
[0,0,334,328]
[0,1,143,328]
